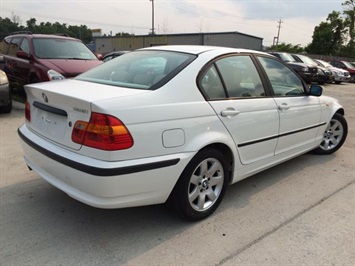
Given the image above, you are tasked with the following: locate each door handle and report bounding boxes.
[221,108,240,117]
[278,103,290,111]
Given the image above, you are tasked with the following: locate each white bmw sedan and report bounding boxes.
[18,45,348,221]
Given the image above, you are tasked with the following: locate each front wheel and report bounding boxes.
[170,148,229,221]
[313,113,348,154]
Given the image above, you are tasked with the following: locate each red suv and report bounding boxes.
[0,32,102,90]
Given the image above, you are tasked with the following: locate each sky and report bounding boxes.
[0,0,345,47]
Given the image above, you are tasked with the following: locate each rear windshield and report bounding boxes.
[75,50,196,90]
[33,38,97,60]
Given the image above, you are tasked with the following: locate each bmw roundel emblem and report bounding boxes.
[42,93,48,103]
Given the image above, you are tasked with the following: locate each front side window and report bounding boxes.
[20,38,30,54]
[33,38,97,60]
[257,56,305,96]
[76,50,196,90]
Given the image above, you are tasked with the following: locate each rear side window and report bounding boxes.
[76,50,196,90]
[199,55,266,99]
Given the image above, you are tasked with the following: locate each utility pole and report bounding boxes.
[150,0,155,35]
[275,19,283,45]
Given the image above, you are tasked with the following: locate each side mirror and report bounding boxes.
[16,51,30,60]
[309,84,323,96]
[0,55,4,63]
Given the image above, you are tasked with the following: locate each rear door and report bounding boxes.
[200,54,279,165]
[256,56,322,155]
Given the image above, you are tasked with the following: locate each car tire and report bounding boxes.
[0,93,12,113]
[170,148,229,221]
[334,81,341,84]
[1,100,12,113]
[312,113,348,155]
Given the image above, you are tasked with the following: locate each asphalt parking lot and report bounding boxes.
[1,82,354,266]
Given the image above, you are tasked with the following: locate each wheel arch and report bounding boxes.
[198,143,235,184]
[335,108,344,116]
[169,141,235,199]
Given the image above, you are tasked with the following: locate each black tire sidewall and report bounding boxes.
[173,148,229,221]
[313,113,348,155]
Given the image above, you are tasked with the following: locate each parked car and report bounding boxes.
[290,54,333,85]
[316,66,334,84]
[102,51,129,62]
[0,32,102,90]
[18,45,348,221]
[314,59,350,84]
[269,52,318,83]
[0,68,12,113]
[329,60,355,82]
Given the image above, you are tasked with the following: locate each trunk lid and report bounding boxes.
[25,79,149,150]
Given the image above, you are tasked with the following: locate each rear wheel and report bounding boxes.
[171,148,229,221]
[1,99,12,113]
[0,90,12,113]
[313,113,348,154]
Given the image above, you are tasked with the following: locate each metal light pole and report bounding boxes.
[150,0,155,35]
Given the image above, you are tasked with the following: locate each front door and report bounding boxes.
[256,56,322,155]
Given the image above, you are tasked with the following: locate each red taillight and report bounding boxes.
[25,100,31,122]
[72,112,133,151]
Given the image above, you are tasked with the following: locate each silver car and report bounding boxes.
[314,59,350,84]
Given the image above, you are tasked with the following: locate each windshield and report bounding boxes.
[278,53,296,62]
[75,50,196,90]
[297,54,316,65]
[317,60,332,68]
[33,38,98,60]
[342,61,355,68]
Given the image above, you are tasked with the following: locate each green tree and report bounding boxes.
[268,42,304,53]
[0,17,24,38]
[306,1,355,57]
[306,11,345,55]
[342,0,355,56]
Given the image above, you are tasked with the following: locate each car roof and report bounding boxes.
[140,45,267,56]
[6,33,79,41]
[269,51,289,54]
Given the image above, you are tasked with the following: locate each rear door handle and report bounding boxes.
[221,108,240,117]
[278,103,290,111]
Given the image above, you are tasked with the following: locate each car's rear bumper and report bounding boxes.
[18,124,194,209]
